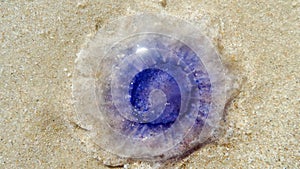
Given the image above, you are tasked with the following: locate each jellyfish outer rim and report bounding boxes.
[72,13,227,161]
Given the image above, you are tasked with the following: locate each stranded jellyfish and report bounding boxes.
[72,14,228,161]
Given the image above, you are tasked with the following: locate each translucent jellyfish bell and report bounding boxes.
[72,14,228,161]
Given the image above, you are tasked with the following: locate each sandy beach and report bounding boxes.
[0,1,299,168]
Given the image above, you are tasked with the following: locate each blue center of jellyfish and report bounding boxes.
[129,68,181,124]
[107,36,213,139]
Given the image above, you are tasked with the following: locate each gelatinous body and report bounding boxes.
[73,14,227,161]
